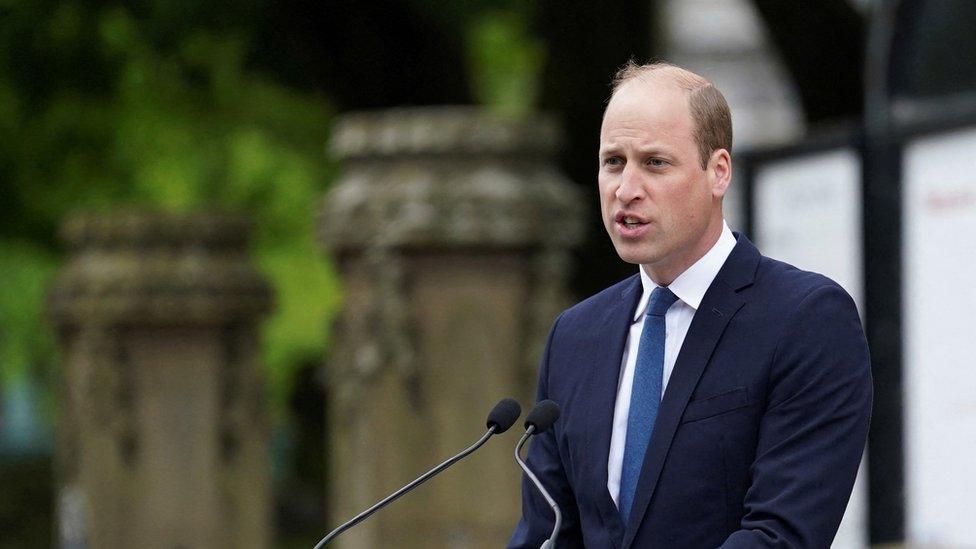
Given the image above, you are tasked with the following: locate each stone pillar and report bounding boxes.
[48,212,273,549]
[319,107,584,548]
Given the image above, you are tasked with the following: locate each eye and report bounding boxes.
[647,158,668,168]
[602,156,623,168]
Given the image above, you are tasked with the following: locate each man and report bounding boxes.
[509,62,872,548]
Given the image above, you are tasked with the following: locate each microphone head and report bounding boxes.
[486,398,522,434]
[524,400,560,434]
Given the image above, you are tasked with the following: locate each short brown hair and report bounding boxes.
[610,60,733,169]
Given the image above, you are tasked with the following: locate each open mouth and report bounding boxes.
[615,212,649,228]
[613,212,651,238]
[621,216,645,229]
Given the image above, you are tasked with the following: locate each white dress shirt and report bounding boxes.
[607,221,737,507]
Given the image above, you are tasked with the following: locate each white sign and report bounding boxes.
[904,127,976,547]
[753,148,867,549]
[753,149,864,307]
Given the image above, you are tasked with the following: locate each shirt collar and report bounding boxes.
[632,221,737,322]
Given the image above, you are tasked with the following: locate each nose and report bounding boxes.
[615,164,645,204]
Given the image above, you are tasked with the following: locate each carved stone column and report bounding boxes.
[318,107,584,548]
[48,212,273,549]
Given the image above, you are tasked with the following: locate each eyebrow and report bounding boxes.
[598,144,676,157]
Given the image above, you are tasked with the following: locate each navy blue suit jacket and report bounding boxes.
[509,234,872,548]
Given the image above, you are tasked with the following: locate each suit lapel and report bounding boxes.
[620,235,759,549]
[582,274,641,548]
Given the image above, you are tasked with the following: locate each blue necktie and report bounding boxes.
[619,286,679,521]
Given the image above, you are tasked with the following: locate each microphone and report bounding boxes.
[313,397,522,548]
[515,400,562,549]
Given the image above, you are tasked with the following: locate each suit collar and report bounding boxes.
[620,233,760,548]
[667,222,738,310]
[633,222,738,320]
[579,274,642,547]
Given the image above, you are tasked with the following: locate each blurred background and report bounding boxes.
[1,0,974,547]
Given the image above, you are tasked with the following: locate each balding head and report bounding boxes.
[608,61,732,169]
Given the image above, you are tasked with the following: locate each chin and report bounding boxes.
[612,243,659,266]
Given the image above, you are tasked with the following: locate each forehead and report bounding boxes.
[600,78,694,144]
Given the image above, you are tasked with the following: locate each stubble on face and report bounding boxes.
[598,76,725,286]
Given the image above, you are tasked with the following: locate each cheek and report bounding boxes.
[662,179,707,226]
[598,179,615,212]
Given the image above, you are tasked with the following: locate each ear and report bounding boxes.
[708,149,732,199]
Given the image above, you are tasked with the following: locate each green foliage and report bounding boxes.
[402,0,545,115]
[466,9,546,117]
[0,1,340,416]
[1,0,550,419]
[0,242,58,385]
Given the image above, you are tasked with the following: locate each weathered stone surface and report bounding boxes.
[49,211,271,326]
[320,108,583,548]
[49,211,272,549]
[329,107,561,159]
[319,107,584,252]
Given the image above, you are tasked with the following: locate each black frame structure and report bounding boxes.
[862,1,904,541]
[739,0,976,544]
[866,0,976,543]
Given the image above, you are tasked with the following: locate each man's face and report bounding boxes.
[598,78,728,283]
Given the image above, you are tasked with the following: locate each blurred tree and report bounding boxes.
[0,0,339,413]
[2,3,342,543]
[466,8,545,117]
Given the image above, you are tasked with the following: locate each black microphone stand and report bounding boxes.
[515,425,562,549]
[313,425,497,548]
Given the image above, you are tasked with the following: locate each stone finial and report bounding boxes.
[319,107,585,252]
[48,211,273,326]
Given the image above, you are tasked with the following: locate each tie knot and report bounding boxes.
[648,287,679,316]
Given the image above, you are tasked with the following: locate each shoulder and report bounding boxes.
[748,254,866,367]
[748,256,871,412]
[711,233,856,316]
[554,273,639,329]
[724,242,864,355]
[751,254,855,313]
